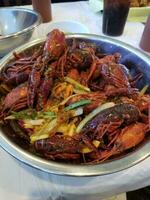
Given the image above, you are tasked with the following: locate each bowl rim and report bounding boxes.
[0,7,41,40]
[0,33,150,177]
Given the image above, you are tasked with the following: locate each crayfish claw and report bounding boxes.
[27,68,41,108]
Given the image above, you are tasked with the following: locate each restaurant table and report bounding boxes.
[0,1,150,200]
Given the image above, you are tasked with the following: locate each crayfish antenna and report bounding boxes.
[89,148,116,164]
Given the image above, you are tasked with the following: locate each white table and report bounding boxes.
[31,1,145,47]
[0,1,149,200]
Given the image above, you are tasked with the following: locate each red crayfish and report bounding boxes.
[0,29,67,117]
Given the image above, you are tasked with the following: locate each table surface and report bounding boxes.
[0,1,150,200]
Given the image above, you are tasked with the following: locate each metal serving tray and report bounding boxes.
[0,34,150,177]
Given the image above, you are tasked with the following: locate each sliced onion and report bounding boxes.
[24,119,44,126]
[139,85,149,97]
[76,102,115,134]
[30,134,49,143]
[82,140,100,153]
[72,107,83,117]
[30,118,57,143]
[59,94,78,106]
[73,88,88,94]
[68,124,76,136]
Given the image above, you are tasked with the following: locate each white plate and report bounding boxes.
[32,20,90,39]
[128,6,150,22]
[47,20,89,34]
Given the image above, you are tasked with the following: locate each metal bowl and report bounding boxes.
[0,34,150,177]
[0,7,41,57]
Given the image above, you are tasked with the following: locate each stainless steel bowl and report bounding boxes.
[0,7,41,57]
[0,34,150,177]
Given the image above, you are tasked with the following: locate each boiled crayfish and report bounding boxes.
[0,29,149,164]
[0,29,67,116]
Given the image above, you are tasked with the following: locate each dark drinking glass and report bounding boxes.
[102,0,130,36]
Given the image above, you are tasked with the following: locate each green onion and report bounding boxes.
[64,76,90,92]
[7,109,37,120]
[73,88,88,94]
[6,110,57,120]
[64,99,91,111]
[42,111,56,119]
[76,102,115,133]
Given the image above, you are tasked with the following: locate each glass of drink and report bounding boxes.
[102,0,130,36]
[32,0,52,23]
[139,15,150,53]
